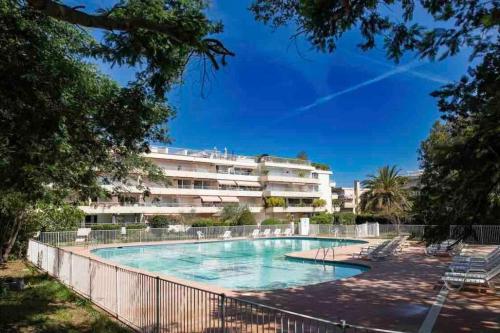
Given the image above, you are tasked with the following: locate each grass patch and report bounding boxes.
[0,260,131,333]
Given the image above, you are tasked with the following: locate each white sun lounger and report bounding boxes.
[452,245,500,264]
[250,229,260,238]
[283,228,292,237]
[273,229,281,237]
[261,229,271,237]
[426,239,463,256]
[75,228,91,245]
[450,252,500,273]
[196,230,205,240]
[219,230,232,240]
[352,241,389,259]
[442,262,500,291]
[369,236,407,260]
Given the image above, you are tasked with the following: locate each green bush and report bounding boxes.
[311,162,330,171]
[333,212,356,225]
[312,198,326,208]
[261,218,284,225]
[148,215,175,228]
[310,212,333,224]
[264,197,286,208]
[355,213,393,224]
[90,223,146,230]
[237,208,256,225]
[191,218,223,227]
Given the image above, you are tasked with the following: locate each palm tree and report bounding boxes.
[360,166,411,226]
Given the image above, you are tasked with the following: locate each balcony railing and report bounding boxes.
[150,146,256,163]
[174,184,261,191]
[260,155,311,166]
[160,165,258,176]
[82,202,263,208]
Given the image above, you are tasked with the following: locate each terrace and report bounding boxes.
[28,224,500,333]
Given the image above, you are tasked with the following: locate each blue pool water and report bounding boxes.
[92,238,368,291]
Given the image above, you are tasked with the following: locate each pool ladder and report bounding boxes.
[314,245,336,264]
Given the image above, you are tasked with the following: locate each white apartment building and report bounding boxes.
[331,171,423,213]
[80,146,333,224]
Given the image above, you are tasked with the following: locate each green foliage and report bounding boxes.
[311,162,330,171]
[333,212,356,225]
[261,218,284,225]
[360,165,411,222]
[250,1,497,64]
[355,213,393,225]
[219,205,256,225]
[237,208,256,225]
[191,218,222,227]
[296,151,308,160]
[264,197,286,208]
[35,204,84,232]
[312,198,326,208]
[88,223,146,230]
[310,212,332,224]
[148,215,173,228]
[414,49,500,242]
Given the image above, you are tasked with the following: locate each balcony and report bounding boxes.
[263,190,321,198]
[259,156,315,171]
[161,167,260,182]
[147,147,258,167]
[101,184,263,197]
[260,174,320,184]
[80,202,264,214]
[265,205,326,213]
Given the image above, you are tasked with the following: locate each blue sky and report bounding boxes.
[84,0,471,187]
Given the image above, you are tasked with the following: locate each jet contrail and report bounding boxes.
[292,60,425,115]
[345,51,452,85]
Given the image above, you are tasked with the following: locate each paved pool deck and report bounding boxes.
[65,237,499,332]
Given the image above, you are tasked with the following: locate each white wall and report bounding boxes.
[317,171,333,213]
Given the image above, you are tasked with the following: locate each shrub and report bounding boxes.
[264,197,286,208]
[310,212,333,224]
[36,204,85,231]
[355,213,393,224]
[90,223,146,230]
[312,198,326,208]
[191,218,222,227]
[311,162,330,171]
[333,212,356,225]
[261,218,284,225]
[148,215,175,228]
[237,208,256,225]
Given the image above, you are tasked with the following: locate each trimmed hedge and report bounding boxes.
[310,212,333,224]
[333,212,356,225]
[89,223,147,230]
[191,218,225,227]
[148,215,178,228]
[260,218,284,225]
[355,214,394,224]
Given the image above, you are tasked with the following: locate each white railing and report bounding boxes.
[27,240,396,333]
[36,224,500,247]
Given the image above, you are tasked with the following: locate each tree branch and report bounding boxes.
[27,0,234,66]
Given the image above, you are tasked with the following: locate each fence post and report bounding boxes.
[220,293,226,332]
[115,265,119,318]
[69,252,72,288]
[156,276,160,333]
[89,259,92,301]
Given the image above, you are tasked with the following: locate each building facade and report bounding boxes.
[331,171,423,214]
[80,146,333,225]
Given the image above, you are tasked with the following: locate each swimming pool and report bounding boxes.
[92,237,368,291]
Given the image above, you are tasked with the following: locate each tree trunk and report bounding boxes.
[1,211,26,264]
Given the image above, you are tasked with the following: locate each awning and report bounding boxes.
[200,196,221,202]
[236,181,261,187]
[218,180,237,186]
[219,196,239,203]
